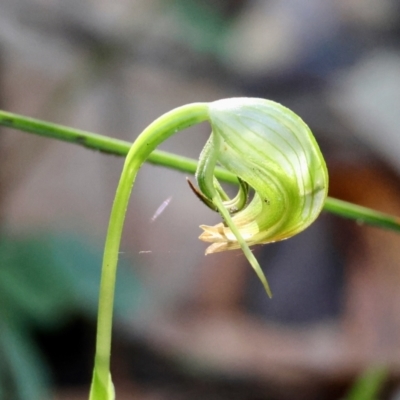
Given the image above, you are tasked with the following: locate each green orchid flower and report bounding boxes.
[85,97,327,398]
[3,99,400,400]
[190,98,328,297]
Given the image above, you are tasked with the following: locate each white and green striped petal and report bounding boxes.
[195,98,328,295]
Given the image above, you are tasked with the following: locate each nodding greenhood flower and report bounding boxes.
[189,98,328,297]
[87,97,327,399]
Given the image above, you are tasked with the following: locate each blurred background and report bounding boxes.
[1,0,400,399]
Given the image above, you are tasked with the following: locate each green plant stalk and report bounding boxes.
[0,109,233,180]
[89,103,209,399]
[1,109,400,233]
[323,197,400,231]
[344,365,387,400]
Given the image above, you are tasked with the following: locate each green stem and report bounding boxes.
[89,103,209,399]
[0,109,235,181]
[323,197,400,231]
[1,109,400,233]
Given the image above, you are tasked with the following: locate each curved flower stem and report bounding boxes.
[89,103,209,399]
[0,109,235,181]
[1,109,400,233]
